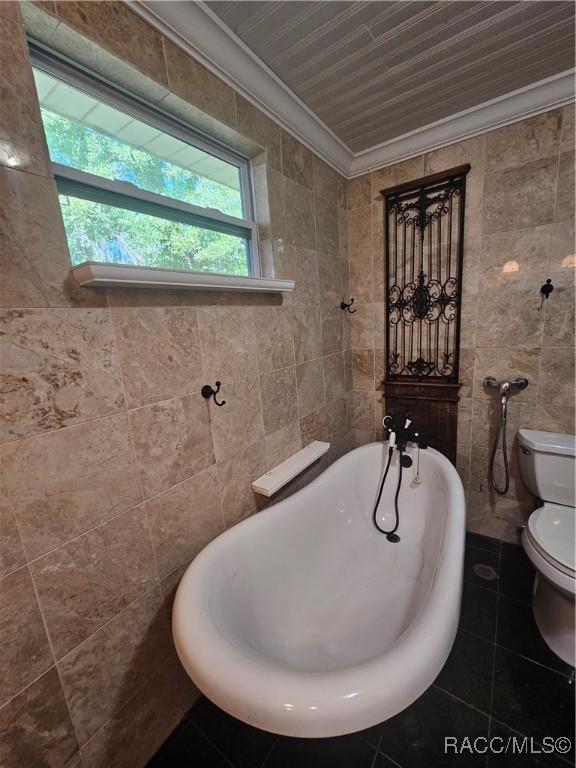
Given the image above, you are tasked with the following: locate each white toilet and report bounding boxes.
[518,429,576,666]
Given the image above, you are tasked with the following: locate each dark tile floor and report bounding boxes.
[148,533,575,768]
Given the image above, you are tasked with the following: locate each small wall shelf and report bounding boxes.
[71,262,296,293]
[252,440,331,497]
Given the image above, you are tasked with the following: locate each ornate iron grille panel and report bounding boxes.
[383,165,469,384]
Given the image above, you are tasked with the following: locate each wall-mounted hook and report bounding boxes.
[340,298,357,314]
[540,278,554,299]
[201,381,226,406]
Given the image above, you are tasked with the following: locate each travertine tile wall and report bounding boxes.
[0,3,352,767]
[347,106,575,543]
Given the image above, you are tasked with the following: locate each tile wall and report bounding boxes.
[347,107,575,541]
[0,3,352,767]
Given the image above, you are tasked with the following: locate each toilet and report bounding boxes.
[518,429,576,666]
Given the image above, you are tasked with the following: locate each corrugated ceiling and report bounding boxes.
[207,0,575,153]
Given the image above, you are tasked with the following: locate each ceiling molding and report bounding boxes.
[131,1,574,180]
[349,70,575,177]
[131,0,353,175]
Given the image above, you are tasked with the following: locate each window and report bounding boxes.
[31,51,259,277]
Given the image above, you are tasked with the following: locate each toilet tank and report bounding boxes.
[518,429,576,507]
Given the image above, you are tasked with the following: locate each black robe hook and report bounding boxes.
[340,298,357,314]
[540,279,554,299]
[201,381,226,406]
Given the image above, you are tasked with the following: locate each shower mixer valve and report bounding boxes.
[484,376,529,402]
[382,414,428,453]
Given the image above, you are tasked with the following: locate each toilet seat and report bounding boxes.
[522,504,575,595]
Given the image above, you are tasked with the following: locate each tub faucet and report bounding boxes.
[382,414,427,453]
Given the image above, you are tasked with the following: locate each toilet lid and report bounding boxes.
[528,504,575,573]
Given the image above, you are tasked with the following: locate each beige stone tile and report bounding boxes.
[371,203,385,305]
[349,205,373,303]
[351,349,375,391]
[217,441,267,526]
[300,406,330,447]
[0,488,25,577]
[0,668,78,768]
[531,403,575,434]
[456,443,471,489]
[471,398,536,453]
[323,352,346,403]
[80,656,185,768]
[344,349,353,392]
[0,166,103,308]
[468,437,535,504]
[315,194,339,255]
[293,305,322,364]
[347,175,371,210]
[296,359,325,419]
[349,390,374,431]
[111,306,203,408]
[478,224,572,293]
[259,367,298,435]
[486,111,562,173]
[0,2,22,22]
[1,414,142,560]
[321,304,345,356]
[374,349,385,391]
[555,150,575,223]
[159,565,186,621]
[543,281,575,349]
[475,290,544,349]
[31,507,156,659]
[0,15,51,177]
[539,346,575,406]
[58,586,172,744]
[561,104,575,152]
[458,348,474,398]
[313,157,343,205]
[253,164,285,244]
[318,250,345,306]
[457,397,472,446]
[207,378,264,463]
[466,490,531,544]
[0,566,53,707]
[236,94,281,171]
[327,397,348,439]
[472,348,541,403]
[197,306,258,384]
[1,309,126,443]
[371,156,425,200]
[145,464,222,579]
[353,428,376,447]
[254,306,295,374]
[483,157,558,233]
[130,394,215,498]
[281,130,314,189]
[265,419,302,470]
[274,245,319,306]
[55,1,168,87]
[284,178,315,249]
[348,303,374,349]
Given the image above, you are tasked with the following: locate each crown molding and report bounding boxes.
[131,0,353,175]
[130,2,574,180]
[349,70,575,177]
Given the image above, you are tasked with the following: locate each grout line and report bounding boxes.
[431,684,492,719]
[188,720,236,767]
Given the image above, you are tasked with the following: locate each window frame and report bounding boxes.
[29,42,261,277]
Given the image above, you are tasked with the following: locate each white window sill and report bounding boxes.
[71,262,295,293]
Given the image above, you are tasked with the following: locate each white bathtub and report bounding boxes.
[173,441,466,737]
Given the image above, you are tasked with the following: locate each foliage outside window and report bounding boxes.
[33,63,257,276]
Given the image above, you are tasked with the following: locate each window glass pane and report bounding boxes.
[34,68,244,218]
[59,194,250,275]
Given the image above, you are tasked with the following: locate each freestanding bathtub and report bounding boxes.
[173,441,466,737]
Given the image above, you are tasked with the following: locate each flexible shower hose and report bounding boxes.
[488,399,510,494]
[372,446,404,542]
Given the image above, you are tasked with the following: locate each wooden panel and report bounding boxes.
[383,379,460,464]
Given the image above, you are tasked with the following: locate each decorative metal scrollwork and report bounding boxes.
[383,166,469,382]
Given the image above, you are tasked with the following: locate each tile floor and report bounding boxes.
[148,532,575,768]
